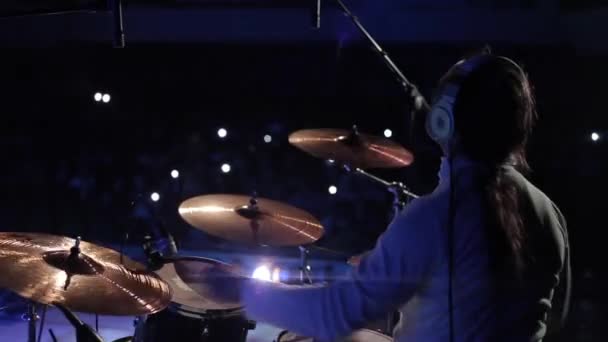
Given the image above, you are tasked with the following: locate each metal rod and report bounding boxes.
[333,0,429,145]
[333,0,427,111]
[110,0,125,48]
[24,303,38,342]
[49,329,58,342]
[352,167,419,199]
[37,305,48,342]
[0,9,98,19]
[299,246,312,284]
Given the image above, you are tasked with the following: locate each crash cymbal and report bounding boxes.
[289,127,414,169]
[0,232,172,316]
[178,194,324,246]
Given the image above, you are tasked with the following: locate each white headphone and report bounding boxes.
[425,55,491,148]
[426,54,527,149]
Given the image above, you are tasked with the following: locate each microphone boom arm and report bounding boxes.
[333,0,428,112]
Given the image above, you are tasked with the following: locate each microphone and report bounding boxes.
[53,303,104,342]
[407,86,431,147]
[311,0,321,29]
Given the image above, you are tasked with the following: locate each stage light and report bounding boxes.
[218,128,228,139]
[102,94,111,103]
[221,163,231,173]
[94,92,102,102]
[384,129,393,138]
[171,169,179,179]
[591,132,600,142]
[264,134,272,143]
[328,185,338,195]
[150,192,160,202]
[252,265,271,282]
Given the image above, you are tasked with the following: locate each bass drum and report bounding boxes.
[277,329,393,342]
[134,256,255,342]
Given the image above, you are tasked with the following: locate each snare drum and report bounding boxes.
[277,329,393,342]
[134,256,254,342]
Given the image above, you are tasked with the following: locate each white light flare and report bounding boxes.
[252,265,272,282]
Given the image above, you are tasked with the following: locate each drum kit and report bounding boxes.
[0,127,418,342]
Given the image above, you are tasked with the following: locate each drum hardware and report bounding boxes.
[22,303,39,342]
[276,328,393,342]
[49,329,58,342]
[299,246,312,284]
[0,232,172,316]
[38,304,49,342]
[289,127,414,170]
[341,164,418,218]
[134,255,254,342]
[54,301,104,342]
[178,194,325,247]
[121,194,178,268]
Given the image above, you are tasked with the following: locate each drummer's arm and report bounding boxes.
[241,197,439,341]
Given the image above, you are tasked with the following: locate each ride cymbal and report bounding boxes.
[0,232,172,316]
[289,128,414,169]
[178,194,324,246]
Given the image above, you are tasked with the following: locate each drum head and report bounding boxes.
[156,256,242,312]
[344,329,392,341]
[278,329,392,342]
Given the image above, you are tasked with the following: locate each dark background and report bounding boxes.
[0,0,607,341]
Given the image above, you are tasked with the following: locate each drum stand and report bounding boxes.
[344,164,418,217]
[299,246,312,284]
[338,126,418,219]
[22,303,39,342]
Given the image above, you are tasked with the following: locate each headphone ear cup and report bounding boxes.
[426,105,454,145]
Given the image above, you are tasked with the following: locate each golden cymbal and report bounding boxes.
[178,194,324,246]
[0,232,172,316]
[289,128,414,169]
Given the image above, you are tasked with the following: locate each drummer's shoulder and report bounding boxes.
[394,191,446,226]
[405,188,448,214]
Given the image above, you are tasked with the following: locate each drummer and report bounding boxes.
[208,53,570,341]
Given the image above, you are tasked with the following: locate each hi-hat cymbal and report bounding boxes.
[0,232,172,316]
[178,194,324,246]
[289,128,414,169]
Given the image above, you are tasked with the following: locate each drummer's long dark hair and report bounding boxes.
[448,54,537,277]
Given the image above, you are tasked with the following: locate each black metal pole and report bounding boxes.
[333,0,428,113]
[37,305,48,342]
[24,303,38,342]
[110,0,125,48]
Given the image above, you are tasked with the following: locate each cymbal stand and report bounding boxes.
[342,164,418,218]
[37,305,48,342]
[22,303,39,342]
[299,246,312,284]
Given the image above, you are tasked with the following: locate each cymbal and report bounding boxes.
[289,128,414,169]
[178,194,324,246]
[0,232,172,316]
